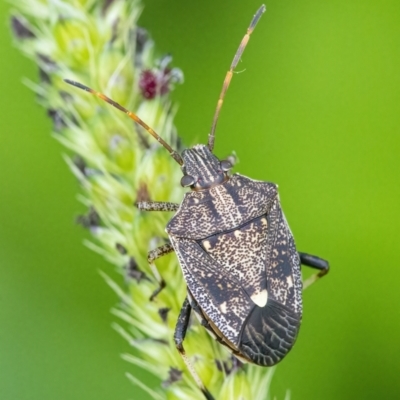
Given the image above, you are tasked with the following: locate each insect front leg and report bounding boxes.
[147,242,175,301]
[174,297,215,400]
[137,201,179,212]
[299,252,330,289]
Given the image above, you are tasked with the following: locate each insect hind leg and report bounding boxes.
[299,252,330,289]
[174,297,215,400]
[147,242,174,300]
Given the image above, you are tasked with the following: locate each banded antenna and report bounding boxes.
[207,4,266,152]
[64,79,184,165]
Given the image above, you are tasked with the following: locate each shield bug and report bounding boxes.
[65,4,329,399]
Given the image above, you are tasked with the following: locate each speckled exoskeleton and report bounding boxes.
[65,5,329,400]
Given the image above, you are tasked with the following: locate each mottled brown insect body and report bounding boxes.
[168,145,303,366]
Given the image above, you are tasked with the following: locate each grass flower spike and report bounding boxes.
[11,1,283,399]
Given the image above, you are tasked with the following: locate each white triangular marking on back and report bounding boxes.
[251,289,268,307]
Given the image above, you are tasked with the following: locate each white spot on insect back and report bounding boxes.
[203,240,211,251]
[286,276,293,288]
[261,217,268,227]
[234,230,241,238]
[220,301,227,313]
[251,289,268,307]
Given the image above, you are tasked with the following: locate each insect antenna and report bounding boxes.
[64,79,184,165]
[207,4,266,152]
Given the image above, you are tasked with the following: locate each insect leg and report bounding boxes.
[189,298,212,331]
[189,296,242,356]
[299,252,330,289]
[147,242,175,300]
[137,201,179,212]
[174,297,215,400]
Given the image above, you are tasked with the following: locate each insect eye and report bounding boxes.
[220,160,232,172]
[180,174,196,187]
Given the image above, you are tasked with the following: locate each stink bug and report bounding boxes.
[65,4,329,399]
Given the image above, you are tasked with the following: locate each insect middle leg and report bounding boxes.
[147,242,174,301]
[299,252,330,289]
[174,297,215,400]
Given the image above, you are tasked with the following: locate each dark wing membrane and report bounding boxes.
[170,236,253,345]
[239,298,301,366]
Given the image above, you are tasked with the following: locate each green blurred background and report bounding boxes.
[1,0,400,399]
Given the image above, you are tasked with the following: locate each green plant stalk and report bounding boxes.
[10,0,284,398]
